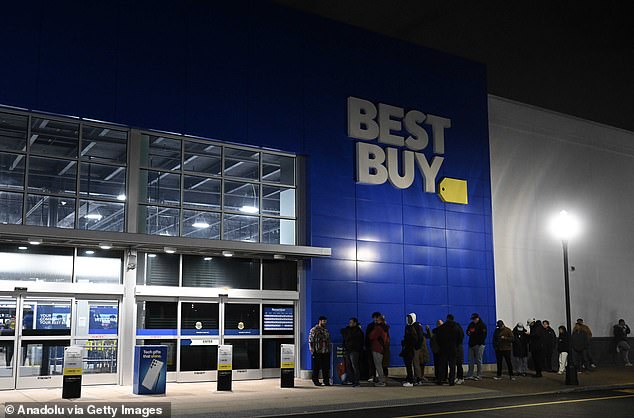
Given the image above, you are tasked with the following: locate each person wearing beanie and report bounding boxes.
[512,322,529,376]
[493,320,515,380]
[465,312,487,380]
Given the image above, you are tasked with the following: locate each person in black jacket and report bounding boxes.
[365,312,381,383]
[530,320,546,377]
[436,314,462,386]
[557,325,569,374]
[400,313,420,386]
[455,320,465,384]
[465,313,487,380]
[613,319,632,366]
[543,320,557,372]
[512,323,529,376]
[341,317,364,386]
[427,320,442,382]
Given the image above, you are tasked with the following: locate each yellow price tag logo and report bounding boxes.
[438,177,468,205]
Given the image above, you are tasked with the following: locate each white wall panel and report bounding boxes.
[489,96,634,336]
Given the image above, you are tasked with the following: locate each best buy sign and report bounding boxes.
[347,96,468,204]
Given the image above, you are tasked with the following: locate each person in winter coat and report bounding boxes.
[543,320,557,372]
[465,313,487,380]
[409,313,429,385]
[529,320,546,377]
[436,314,462,386]
[493,320,515,380]
[613,319,632,366]
[365,312,382,382]
[378,315,391,378]
[341,317,364,386]
[557,325,569,374]
[400,313,420,386]
[572,322,591,371]
[455,320,465,384]
[427,320,443,382]
[576,319,597,368]
[512,323,529,376]
[367,315,388,386]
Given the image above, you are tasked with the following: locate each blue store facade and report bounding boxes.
[0,1,494,384]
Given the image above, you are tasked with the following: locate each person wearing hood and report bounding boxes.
[543,320,557,372]
[400,313,420,386]
[341,317,364,386]
[512,323,529,376]
[530,320,546,377]
[493,320,515,380]
[557,325,569,374]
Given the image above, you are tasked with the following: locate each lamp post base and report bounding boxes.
[565,365,579,385]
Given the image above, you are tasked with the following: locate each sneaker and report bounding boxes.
[557,371,563,374]
[402,382,414,387]
[368,377,376,383]
[474,376,481,381]
[625,363,633,367]
[464,376,475,380]
[414,381,423,386]
[455,379,464,385]
[493,376,502,380]
[324,382,331,386]
[342,381,353,385]
[590,363,597,369]
[510,377,516,381]
[313,381,323,386]
[374,382,386,387]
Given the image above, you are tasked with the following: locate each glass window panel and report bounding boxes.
[262,218,295,245]
[0,245,73,282]
[183,176,220,209]
[182,210,220,239]
[28,156,76,195]
[81,125,127,164]
[0,341,14,375]
[181,302,219,335]
[223,213,259,242]
[182,256,259,289]
[75,339,118,374]
[30,117,79,158]
[141,169,180,206]
[0,151,25,190]
[19,340,70,376]
[184,141,221,175]
[262,186,295,217]
[136,339,176,371]
[139,205,179,237]
[140,135,181,170]
[224,181,259,213]
[262,338,294,368]
[224,304,260,336]
[0,299,16,337]
[144,253,179,286]
[25,195,75,229]
[80,162,126,200]
[262,153,294,185]
[262,260,298,291]
[75,251,122,284]
[223,148,259,180]
[22,300,71,336]
[0,111,27,152]
[224,339,260,369]
[263,305,294,335]
[179,342,218,372]
[75,301,119,336]
[78,200,125,232]
[135,301,177,336]
[0,191,23,225]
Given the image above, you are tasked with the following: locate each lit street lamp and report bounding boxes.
[552,210,580,385]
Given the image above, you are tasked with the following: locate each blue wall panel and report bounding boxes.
[2,0,496,368]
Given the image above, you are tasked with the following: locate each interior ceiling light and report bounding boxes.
[116,194,126,201]
[239,205,258,214]
[85,213,103,221]
[222,251,233,257]
[147,254,157,258]
[273,254,286,260]
[164,247,176,254]
[18,246,28,250]
[192,221,210,229]
[204,257,213,261]
[28,238,42,245]
[99,243,112,250]
[84,250,95,255]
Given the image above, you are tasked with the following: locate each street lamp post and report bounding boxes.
[554,210,579,385]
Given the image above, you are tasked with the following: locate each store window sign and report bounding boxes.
[348,97,468,204]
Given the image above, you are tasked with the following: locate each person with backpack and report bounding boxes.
[400,313,420,386]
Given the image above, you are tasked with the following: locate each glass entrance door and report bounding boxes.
[222,298,262,380]
[0,298,17,390]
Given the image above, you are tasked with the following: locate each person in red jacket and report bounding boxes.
[368,316,388,386]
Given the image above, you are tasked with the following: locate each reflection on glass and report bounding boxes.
[262,218,295,245]
[144,253,179,286]
[78,200,125,232]
[0,300,16,336]
[75,251,122,284]
[139,205,179,237]
[0,111,27,152]
[225,339,260,369]
[25,195,75,229]
[80,163,126,200]
[262,186,295,217]
[262,154,294,185]
[136,339,176,372]
[81,126,127,164]
[183,176,221,209]
[223,213,258,242]
[0,151,25,190]
[19,340,70,377]
[136,301,177,336]
[27,156,77,195]
[180,342,218,371]
[22,300,71,336]
[181,303,219,335]
[184,141,221,175]
[140,135,181,171]
[0,246,73,282]
[0,341,14,375]
[224,181,259,213]
[224,148,259,180]
[76,339,118,374]
[0,191,23,225]
[224,304,260,336]
[141,170,181,206]
[182,210,220,239]
[262,338,294,368]
[30,117,79,158]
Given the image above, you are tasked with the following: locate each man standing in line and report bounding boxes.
[368,315,388,387]
[465,313,487,380]
[365,312,381,383]
[492,320,515,380]
[436,314,461,386]
[341,317,364,386]
[613,319,632,366]
[309,316,331,386]
[530,320,547,377]
[454,318,465,384]
[543,320,557,372]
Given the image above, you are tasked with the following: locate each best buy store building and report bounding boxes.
[3,2,629,390]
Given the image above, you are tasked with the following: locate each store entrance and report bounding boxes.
[0,294,120,390]
[135,297,296,383]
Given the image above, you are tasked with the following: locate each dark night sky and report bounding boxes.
[276,1,634,132]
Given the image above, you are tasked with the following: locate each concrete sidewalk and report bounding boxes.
[1,367,633,417]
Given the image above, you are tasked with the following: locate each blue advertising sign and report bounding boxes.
[89,305,118,335]
[133,345,167,395]
[35,305,71,330]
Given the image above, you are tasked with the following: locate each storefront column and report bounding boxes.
[119,250,137,386]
